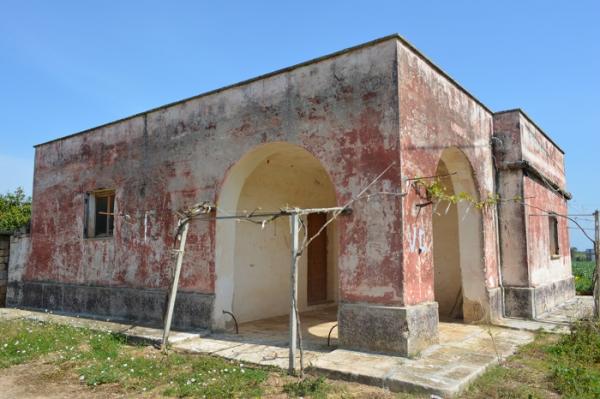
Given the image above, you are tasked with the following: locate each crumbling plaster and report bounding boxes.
[493,110,572,287]
[10,35,574,353]
[397,41,499,317]
[24,37,402,313]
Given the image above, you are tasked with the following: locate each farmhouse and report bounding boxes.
[7,35,574,356]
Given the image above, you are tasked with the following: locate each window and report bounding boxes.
[85,190,115,238]
[549,214,559,256]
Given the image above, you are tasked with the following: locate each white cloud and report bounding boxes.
[0,154,34,196]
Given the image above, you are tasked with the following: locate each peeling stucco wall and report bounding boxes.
[7,232,29,285]
[524,177,571,286]
[494,110,572,296]
[19,38,402,323]
[397,40,499,315]
[12,35,574,346]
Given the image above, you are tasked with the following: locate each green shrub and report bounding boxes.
[0,187,31,233]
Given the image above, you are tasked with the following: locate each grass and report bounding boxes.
[4,317,600,398]
[283,376,330,398]
[461,320,600,399]
[0,319,89,368]
[572,260,595,295]
[548,321,600,398]
[0,319,271,397]
[0,319,339,398]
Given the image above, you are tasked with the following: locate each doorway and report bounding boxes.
[307,213,328,305]
[432,147,487,322]
[214,142,339,329]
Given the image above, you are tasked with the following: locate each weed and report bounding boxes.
[162,357,268,398]
[546,320,600,398]
[283,376,331,398]
[552,365,600,399]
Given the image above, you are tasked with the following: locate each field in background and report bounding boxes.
[573,260,595,295]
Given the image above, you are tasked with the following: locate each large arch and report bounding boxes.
[213,142,339,329]
[432,147,487,322]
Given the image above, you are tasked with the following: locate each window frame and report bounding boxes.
[548,213,560,258]
[84,189,116,239]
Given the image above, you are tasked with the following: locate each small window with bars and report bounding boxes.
[85,190,115,238]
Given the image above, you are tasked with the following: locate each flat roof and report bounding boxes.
[35,34,560,151]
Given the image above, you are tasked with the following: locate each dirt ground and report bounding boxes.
[0,359,124,399]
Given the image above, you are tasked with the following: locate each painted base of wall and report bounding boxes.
[503,277,575,318]
[338,301,439,356]
[487,287,504,322]
[7,281,214,330]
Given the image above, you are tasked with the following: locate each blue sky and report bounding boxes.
[1,1,598,248]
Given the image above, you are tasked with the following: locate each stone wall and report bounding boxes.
[0,234,9,306]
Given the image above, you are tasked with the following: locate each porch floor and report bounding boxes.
[211,306,339,351]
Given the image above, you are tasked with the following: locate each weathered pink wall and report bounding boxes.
[493,110,571,288]
[26,38,404,305]
[21,36,571,325]
[397,41,499,307]
[523,177,571,286]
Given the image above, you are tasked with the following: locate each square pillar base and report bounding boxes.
[504,277,575,318]
[338,302,438,356]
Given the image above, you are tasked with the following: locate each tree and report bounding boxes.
[0,187,31,233]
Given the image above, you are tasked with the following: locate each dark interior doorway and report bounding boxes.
[307,213,328,305]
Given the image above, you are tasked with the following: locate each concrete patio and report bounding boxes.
[0,296,592,397]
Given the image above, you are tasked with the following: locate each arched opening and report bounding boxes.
[213,142,338,331]
[432,147,487,322]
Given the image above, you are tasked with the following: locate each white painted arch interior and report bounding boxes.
[213,142,339,329]
[432,147,488,322]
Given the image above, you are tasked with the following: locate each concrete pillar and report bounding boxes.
[335,185,439,356]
